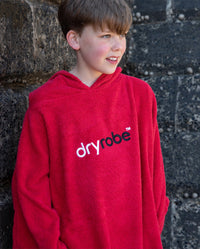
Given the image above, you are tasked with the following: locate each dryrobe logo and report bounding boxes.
[76,128,131,158]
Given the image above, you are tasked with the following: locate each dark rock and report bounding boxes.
[0,0,75,77]
[0,0,34,76]
[130,0,167,22]
[162,203,172,249]
[172,198,200,249]
[174,0,200,21]
[126,22,200,76]
[176,74,200,132]
[145,75,178,131]
[173,132,200,189]
[0,190,13,249]
[0,89,28,181]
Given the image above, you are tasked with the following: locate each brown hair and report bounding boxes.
[58,0,132,37]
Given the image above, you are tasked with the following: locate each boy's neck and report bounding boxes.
[69,67,102,87]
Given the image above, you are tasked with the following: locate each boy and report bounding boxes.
[12,0,169,248]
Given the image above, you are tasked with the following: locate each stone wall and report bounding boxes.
[0,0,200,248]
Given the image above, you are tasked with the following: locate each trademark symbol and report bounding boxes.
[126,127,131,131]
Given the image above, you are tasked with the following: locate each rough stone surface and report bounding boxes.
[142,74,200,193]
[145,75,177,131]
[176,75,200,132]
[0,90,27,181]
[0,0,34,76]
[171,198,200,249]
[132,0,167,22]
[173,132,200,189]
[0,191,13,249]
[0,0,75,77]
[161,204,172,249]
[173,0,200,21]
[127,22,200,77]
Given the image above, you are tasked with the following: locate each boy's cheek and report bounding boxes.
[94,46,111,58]
[98,43,111,51]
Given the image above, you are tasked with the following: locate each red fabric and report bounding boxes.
[12,67,169,249]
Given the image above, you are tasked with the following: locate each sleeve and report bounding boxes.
[152,95,170,234]
[12,107,67,249]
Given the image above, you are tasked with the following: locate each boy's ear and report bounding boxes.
[66,30,80,50]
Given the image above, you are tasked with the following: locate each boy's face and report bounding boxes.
[73,25,127,84]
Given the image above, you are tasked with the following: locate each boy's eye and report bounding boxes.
[102,34,111,38]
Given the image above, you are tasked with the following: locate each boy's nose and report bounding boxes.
[112,36,124,51]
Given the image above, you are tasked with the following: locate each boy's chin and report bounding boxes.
[103,66,119,75]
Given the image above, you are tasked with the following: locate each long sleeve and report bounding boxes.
[152,96,169,234]
[12,108,67,249]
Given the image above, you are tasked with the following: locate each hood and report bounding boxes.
[49,67,122,90]
[29,67,122,107]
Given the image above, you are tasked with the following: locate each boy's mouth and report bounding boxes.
[106,56,119,64]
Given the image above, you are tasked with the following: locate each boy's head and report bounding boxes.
[58,0,132,37]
